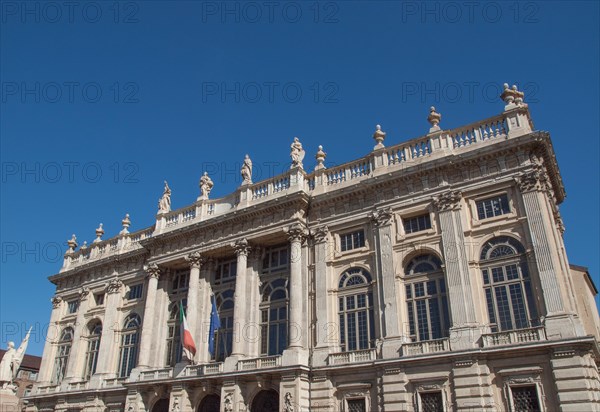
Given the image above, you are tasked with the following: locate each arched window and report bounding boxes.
[166,299,187,366]
[52,327,73,384]
[213,290,234,361]
[480,237,538,332]
[118,314,140,377]
[404,254,450,342]
[84,321,102,379]
[260,278,288,356]
[338,268,375,352]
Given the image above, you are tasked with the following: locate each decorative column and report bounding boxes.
[247,247,263,358]
[286,223,308,350]
[196,258,215,363]
[64,287,91,383]
[184,252,204,363]
[433,190,479,349]
[95,278,123,378]
[230,238,250,358]
[37,296,64,386]
[312,226,331,365]
[371,208,402,358]
[516,171,582,338]
[137,264,161,368]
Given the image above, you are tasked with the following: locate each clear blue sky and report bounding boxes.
[1,1,598,356]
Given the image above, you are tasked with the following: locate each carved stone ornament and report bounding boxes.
[312,225,329,244]
[51,296,63,309]
[66,234,78,253]
[144,263,161,279]
[241,154,253,185]
[371,208,394,226]
[290,137,305,169]
[224,393,233,412]
[286,223,308,242]
[199,172,214,200]
[106,278,123,294]
[185,251,204,268]
[93,224,104,243]
[315,145,327,170]
[79,287,90,300]
[373,124,386,149]
[231,238,251,256]
[427,106,442,132]
[284,392,294,412]
[158,181,172,214]
[515,170,547,193]
[433,190,462,212]
[507,377,534,385]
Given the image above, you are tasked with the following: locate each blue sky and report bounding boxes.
[1,1,598,356]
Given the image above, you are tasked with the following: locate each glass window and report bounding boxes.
[67,300,79,314]
[52,327,73,384]
[127,284,143,300]
[118,314,140,377]
[94,293,105,306]
[476,194,510,220]
[403,213,432,234]
[215,259,237,284]
[340,230,365,252]
[260,278,288,356]
[213,290,234,361]
[338,268,375,352]
[84,321,102,379]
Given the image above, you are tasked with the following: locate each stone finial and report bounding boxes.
[120,214,131,235]
[81,241,88,250]
[241,154,253,185]
[315,145,327,170]
[501,83,526,109]
[93,223,104,243]
[373,124,386,150]
[67,234,78,253]
[427,106,442,133]
[198,172,214,200]
[290,137,305,169]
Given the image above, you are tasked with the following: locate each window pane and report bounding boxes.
[512,385,541,412]
[494,286,513,331]
[420,392,444,412]
[509,283,528,329]
[416,300,429,341]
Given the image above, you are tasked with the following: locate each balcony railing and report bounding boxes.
[184,362,224,377]
[35,384,60,395]
[328,348,377,366]
[66,381,89,391]
[139,367,173,381]
[401,338,451,356]
[481,326,546,348]
[237,355,282,371]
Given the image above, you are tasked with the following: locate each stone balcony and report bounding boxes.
[58,106,535,272]
[481,326,547,348]
[138,367,173,381]
[401,338,451,356]
[237,355,282,371]
[327,348,377,366]
[183,362,224,376]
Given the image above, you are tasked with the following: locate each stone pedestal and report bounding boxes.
[0,387,19,412]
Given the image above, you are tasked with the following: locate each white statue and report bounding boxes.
[290,137,305,169]
[158,181,172,214]
[241,154,253,185]
[284,392,294,412]
[224,393,233,412]
[199,172,214,200]
[0,328,31,389]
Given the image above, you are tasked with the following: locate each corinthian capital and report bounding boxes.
[231,238,251,257]
[79,287,90,301]
[370,208,394,227]
[285,223,308,243]
[311,225,329,244]
[144,263,161,279]
[515,170,547,193]
[51,296,63,309]
[106,278,123,294]
[185,251,205,268]
[433,190,462,212]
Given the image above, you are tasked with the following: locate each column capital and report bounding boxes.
[79,287,90,301]
[249,246,264,262]
[231,238,251,256]
[185,251,205,268]
[515,170,547,193]
[285,223,308,243]
[370,208,394,227]
[433,190,462,212]
[51,296,63,309]
[144,263,161,279]
[106,278,123,294]
[311,225,329,244]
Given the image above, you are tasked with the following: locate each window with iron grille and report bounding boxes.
[403,213,432,234]
[481,237,539,333]
[511,385,541,412]
[338,268,375,352]
[347,398,366,412]
[340,230,365,252]
[419,391,444,412]
[476,194,510,220]
[127,284,143,300]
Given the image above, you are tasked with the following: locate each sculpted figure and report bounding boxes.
[158,181,172,214]
[290,137,305,169]
[199,172,214,200]
[224,393,233,412]
[0,342,15,388]
[284,392,294,412]
[241,154,253,184]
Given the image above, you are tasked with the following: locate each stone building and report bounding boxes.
[25,86,600,411]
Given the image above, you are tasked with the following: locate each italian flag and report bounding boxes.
[179,302,197,362]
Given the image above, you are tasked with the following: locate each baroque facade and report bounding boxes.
[25,86,600,411]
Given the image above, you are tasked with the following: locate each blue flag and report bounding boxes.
[208,295,221,357]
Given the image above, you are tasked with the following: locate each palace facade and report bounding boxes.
[25,85,600,412]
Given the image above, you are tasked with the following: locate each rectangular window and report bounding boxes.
[420,391,444,412]
[262,245,290,274]
[347,399,366,412]
[215,259,237,284]
[476,194,510,220]
[511,385,541,412]
[94,293,105,306]
[127,284,143,300]
[67,300,79,314]
[403,213,432,234]
[340,230,365,252]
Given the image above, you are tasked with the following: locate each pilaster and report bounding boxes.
[230,239,250,359]
[37,296,64,386]
[137,264,161,368]
[64,287,91,383]
[94,278,123,379]
[312,226,330,366]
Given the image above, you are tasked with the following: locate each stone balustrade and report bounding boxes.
[237,355,282,371]
[481,326,547,348]
[138,367,173,381]
[401,338,451,356]
[183,362,224,376]
[60,107,532,271]
[327,348,377,366]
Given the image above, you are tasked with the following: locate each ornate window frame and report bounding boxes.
[337,382,371,412]
[498,367,545,412]
[397,208,436,240]
[335,225,369,257]
[412,380,450,412]
[468,189,517,227]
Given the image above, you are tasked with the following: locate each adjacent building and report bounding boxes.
[0,350,41,410]
[25,85,600,411]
